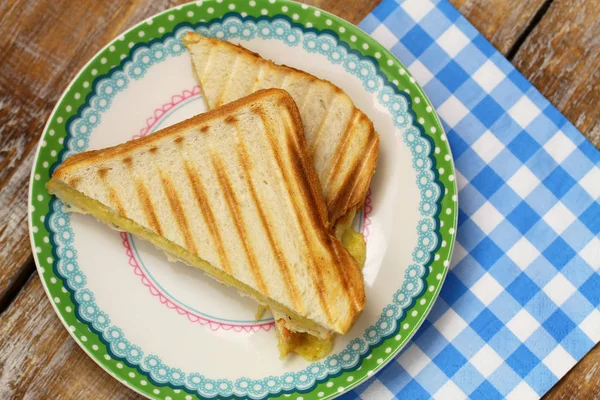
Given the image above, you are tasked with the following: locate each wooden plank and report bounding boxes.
[317,0,552,56]
[512,0,600,143]
[449,0,549,55]
[0,0,193,306]
[545,343,600,400]
[513,0,600,397]
[0,275,142,399]
[304,0,382,24]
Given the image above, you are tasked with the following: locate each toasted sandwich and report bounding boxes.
[182,32,379,226]
[47,89,365,340]
[183,33,378,358]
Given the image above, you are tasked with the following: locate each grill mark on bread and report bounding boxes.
[201,46,221,109]
[327,130,377,221]
[97,169,126,217]
[327,158,363,220]
[211,154,268,295]
[272,108,326,227]
[253,105,333,324]
[182,161,232,274]
[297,76,317,107]
[352,131,379,210]
[215,55,240,108]
[174,136,184,145]
[330,123,378,223]
[325,110,364,191]
[298,80,317,113]
[200,45,216,79]
[291,140,355,308]
[286,134,327,229]
[135,180,163,236]
[97,167,109,178]
[235,125,304,312]
[68,177,81,188]
[94,168,124,215]
[279,100,330,228]
[146,146,195,251]
[224,115,237,124]
[200,126,210,133]
[307,95,337,155]
[352,129,378,202]
[120,149,163,234]
[104,185,126,216]
[326,234,359,310]
[159,170,198,255]
[334,242,364,310]
[284,118,357,310]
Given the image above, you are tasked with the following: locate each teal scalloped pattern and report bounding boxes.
[46,15,441,399]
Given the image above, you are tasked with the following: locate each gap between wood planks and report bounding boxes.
[506,0,554,60]
[0,0,558,318]
[0,259,35,316]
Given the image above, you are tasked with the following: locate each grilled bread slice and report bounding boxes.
[182,32,379,226]
[47,89,366,337]
[182,33,376,358]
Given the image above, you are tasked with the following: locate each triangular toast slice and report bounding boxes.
[47,89,365,337]
[182,33,378,358]
[182,32,379,226]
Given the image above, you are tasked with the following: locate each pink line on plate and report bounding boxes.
[121,231,275,333]
[132,85,202,140]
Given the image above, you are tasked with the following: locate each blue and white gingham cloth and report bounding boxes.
[345,0,600,398]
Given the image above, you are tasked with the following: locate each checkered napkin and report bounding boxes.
[344,0,600,399]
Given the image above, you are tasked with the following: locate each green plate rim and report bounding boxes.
[28,1,458,399]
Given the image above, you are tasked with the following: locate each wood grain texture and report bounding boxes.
[516,0,600,397]
[0,275,142,399]
[513,0,600,144]
[0,0,185,305]
[448,0,548,55]
[545,343,600,400]
[0,0,598,398]
[301,0,381,24]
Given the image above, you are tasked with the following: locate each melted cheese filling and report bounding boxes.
[276,322,335,361]
[275,208,366,360]
[50,181,366,360]
[48,180,329,337]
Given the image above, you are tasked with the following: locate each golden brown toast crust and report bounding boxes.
[55,89,334,237]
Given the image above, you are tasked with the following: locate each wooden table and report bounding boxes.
[0,0,598,398]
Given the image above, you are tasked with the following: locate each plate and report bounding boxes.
[28,1,457,399]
